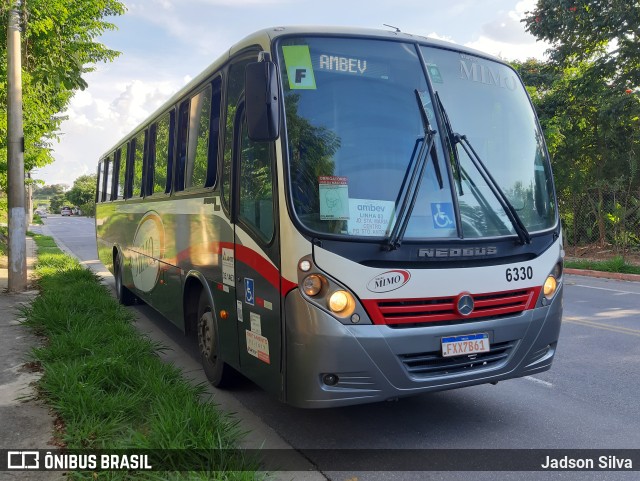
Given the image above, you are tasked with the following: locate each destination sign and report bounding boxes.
[314,52,389,79]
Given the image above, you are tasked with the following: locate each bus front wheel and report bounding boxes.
[197,291,234,387]
[115,256,136,306]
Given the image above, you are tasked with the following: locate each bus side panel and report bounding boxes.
[168,196,240,368]
[96,201,130,276]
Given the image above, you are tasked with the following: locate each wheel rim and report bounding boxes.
[198,311,217,362]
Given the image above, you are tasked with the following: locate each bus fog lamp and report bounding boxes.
[302,274,323,296]
[351,313,361,324]
[322,373,339,386]
[543,275,557,299]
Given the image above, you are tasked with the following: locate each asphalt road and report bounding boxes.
[40,215,640,481]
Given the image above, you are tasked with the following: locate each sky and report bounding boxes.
[35,0,550,187]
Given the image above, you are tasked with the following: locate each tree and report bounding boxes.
[513,57,640,247]
[33,183,66,199]
[49,192,66,213]
[523,1,640,88]
[66,174,96,207]
[0,0,126,190]
[520,2,640,249]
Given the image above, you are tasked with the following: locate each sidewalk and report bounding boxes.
[0,238,61,480]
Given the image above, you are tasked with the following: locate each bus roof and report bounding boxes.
[99,26,505,159]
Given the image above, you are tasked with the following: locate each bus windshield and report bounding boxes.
[277,37,556,241]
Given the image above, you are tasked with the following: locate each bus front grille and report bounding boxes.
[398,340,517,378]
[363,287,540,327]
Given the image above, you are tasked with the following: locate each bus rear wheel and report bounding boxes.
[115,256,135,306]
[197,290,234,387]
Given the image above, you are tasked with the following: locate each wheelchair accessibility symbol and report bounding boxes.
[245,278,255,306]
[431,203,454,229]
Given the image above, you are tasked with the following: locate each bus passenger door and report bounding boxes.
[233,107,282,393]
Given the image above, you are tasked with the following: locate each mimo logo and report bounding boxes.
[367,270,411,293]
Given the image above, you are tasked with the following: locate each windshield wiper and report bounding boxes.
[434,92,463,196]
[454,133,531,245]
[385,90,443,251]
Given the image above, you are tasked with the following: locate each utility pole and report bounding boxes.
[7,0,27,292]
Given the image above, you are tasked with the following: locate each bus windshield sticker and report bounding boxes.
[246,330,270,364]
[427,64,443,83]
[319,176,350,220]
[282,45,317,90]
[222,248,235,286]
[236,300,243,322]
[347,199,395,237]
[245,278,255,306]
[250,312,261,335]
[431,202,455,229]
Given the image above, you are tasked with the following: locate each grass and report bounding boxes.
[21,234,263,480]
[564,255,640,275]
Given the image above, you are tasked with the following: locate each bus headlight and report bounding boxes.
[328,290,354,314]
[543,275,557,299]
[302,274,324,296]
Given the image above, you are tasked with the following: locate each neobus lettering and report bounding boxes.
[319,55,367,74]
[418,247,498,258]
[459,60,517,90]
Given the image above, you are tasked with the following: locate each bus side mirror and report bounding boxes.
[245,61,281,142]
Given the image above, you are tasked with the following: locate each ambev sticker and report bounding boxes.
[319,176,349,220]
[347,198,395,237]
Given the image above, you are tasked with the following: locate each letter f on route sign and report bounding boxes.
[295,68,307,84]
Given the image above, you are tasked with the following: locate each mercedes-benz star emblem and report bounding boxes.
[457,294,475,316]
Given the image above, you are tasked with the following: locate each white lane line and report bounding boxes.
[524,376,553,388]
[572,284,637,295]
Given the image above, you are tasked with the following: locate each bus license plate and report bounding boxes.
[441,333,490,358]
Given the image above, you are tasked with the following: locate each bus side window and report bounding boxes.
[223,58,254,210]
[131,132,145,197]
[118,143,129,199]
[185,86,212,189]
[176,101,190,191]
[206,77,222,188]
[238,118,275,242]
[96,161,104,203]
[152,112,173,194]
[104,156,113,201]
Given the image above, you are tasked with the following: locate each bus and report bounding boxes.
[95,26,563,408]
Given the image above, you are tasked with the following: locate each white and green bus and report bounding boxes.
[96,26,563,408]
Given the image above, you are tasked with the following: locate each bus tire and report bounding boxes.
[115,256,136,306]
[197,290,234,387]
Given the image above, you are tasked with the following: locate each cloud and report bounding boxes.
[465,0,549,60]
[39,67,185,185]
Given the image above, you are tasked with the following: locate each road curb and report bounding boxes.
[564,268,640,282]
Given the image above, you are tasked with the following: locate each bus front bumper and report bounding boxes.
[284,285,563,408]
